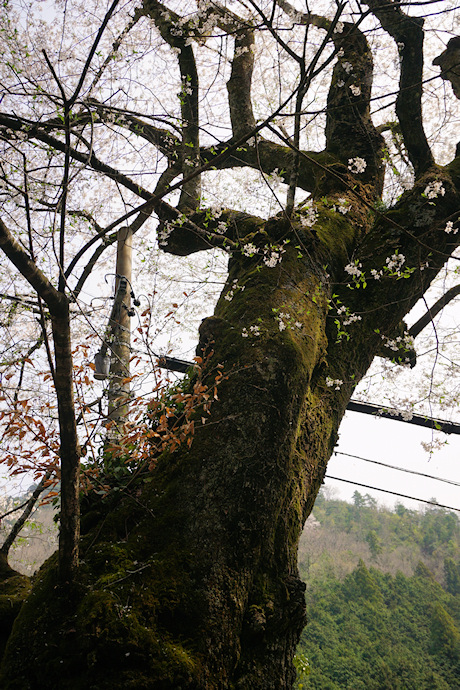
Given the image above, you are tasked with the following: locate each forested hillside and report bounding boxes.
[296,492,460,688]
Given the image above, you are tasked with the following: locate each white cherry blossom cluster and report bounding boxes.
[170,25,184,37]
[348,157,367,174]
[370,252,414,280]
[224,279,245,302]
[275,312,303,332]
[336,305,361,327]
[209,205,223,219]
[343,313,361,326]
[234,45,250,59]
[242,242,258,257]
[104,111,117,124]
[183,157,197,167]
[240,241,286,264]
[349,85,361,96]
[180,77,193,96]
[333,198,350,214]
[444,221,457,234]
[380,332,414,354]
[242,324,260,337]
[263,250,283,268]
[263,242,287,268]
[299,200,318,228]
[423,181,445,199]
[267,168,285,190]
[165,5,221,43]
[157,222,174,247]
[421,438,445,453]
[326,377,343,390]
[400,408,413,422]
[343,312,361,326]
[1,127,28,142]
[386,252,405,273]
[344,261,363,277]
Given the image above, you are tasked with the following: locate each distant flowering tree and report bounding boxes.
[1,1,460,688]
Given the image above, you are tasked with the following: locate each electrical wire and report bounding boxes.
[325,475,460,513]
[334,450,460,487]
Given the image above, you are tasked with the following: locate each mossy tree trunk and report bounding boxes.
[1,1,460,688]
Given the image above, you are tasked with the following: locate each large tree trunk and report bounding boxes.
[0,223,359,688]
[2,159,460,686]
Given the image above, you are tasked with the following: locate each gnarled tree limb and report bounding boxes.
[365,0,434,175]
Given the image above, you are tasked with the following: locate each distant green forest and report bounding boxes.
[295,491,460,689]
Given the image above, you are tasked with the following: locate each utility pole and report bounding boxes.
[94,226,133,444]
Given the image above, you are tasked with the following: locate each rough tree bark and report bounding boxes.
[1,1,460,688]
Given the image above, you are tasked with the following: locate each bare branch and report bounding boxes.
[0,218,66,314]
[68,0,122,107]
[0,331,44,369]
[0,471,52,559]
[87,6,146,97]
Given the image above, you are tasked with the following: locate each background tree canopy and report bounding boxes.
[0,0,460,687]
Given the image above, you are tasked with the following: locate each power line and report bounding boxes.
[325,475,460,513]
[334,450,460,487]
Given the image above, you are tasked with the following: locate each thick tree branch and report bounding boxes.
[325,24,384,191]
[79,104,182,162]
[365,0,434,175]
[277,1,384,193]
[143,0,201,210]
[227,26,256,139]
[51,306,81,583]
[409,282,460,338]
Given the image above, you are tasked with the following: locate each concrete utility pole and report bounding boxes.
[94,226,133,442]
[107,226,132,440]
